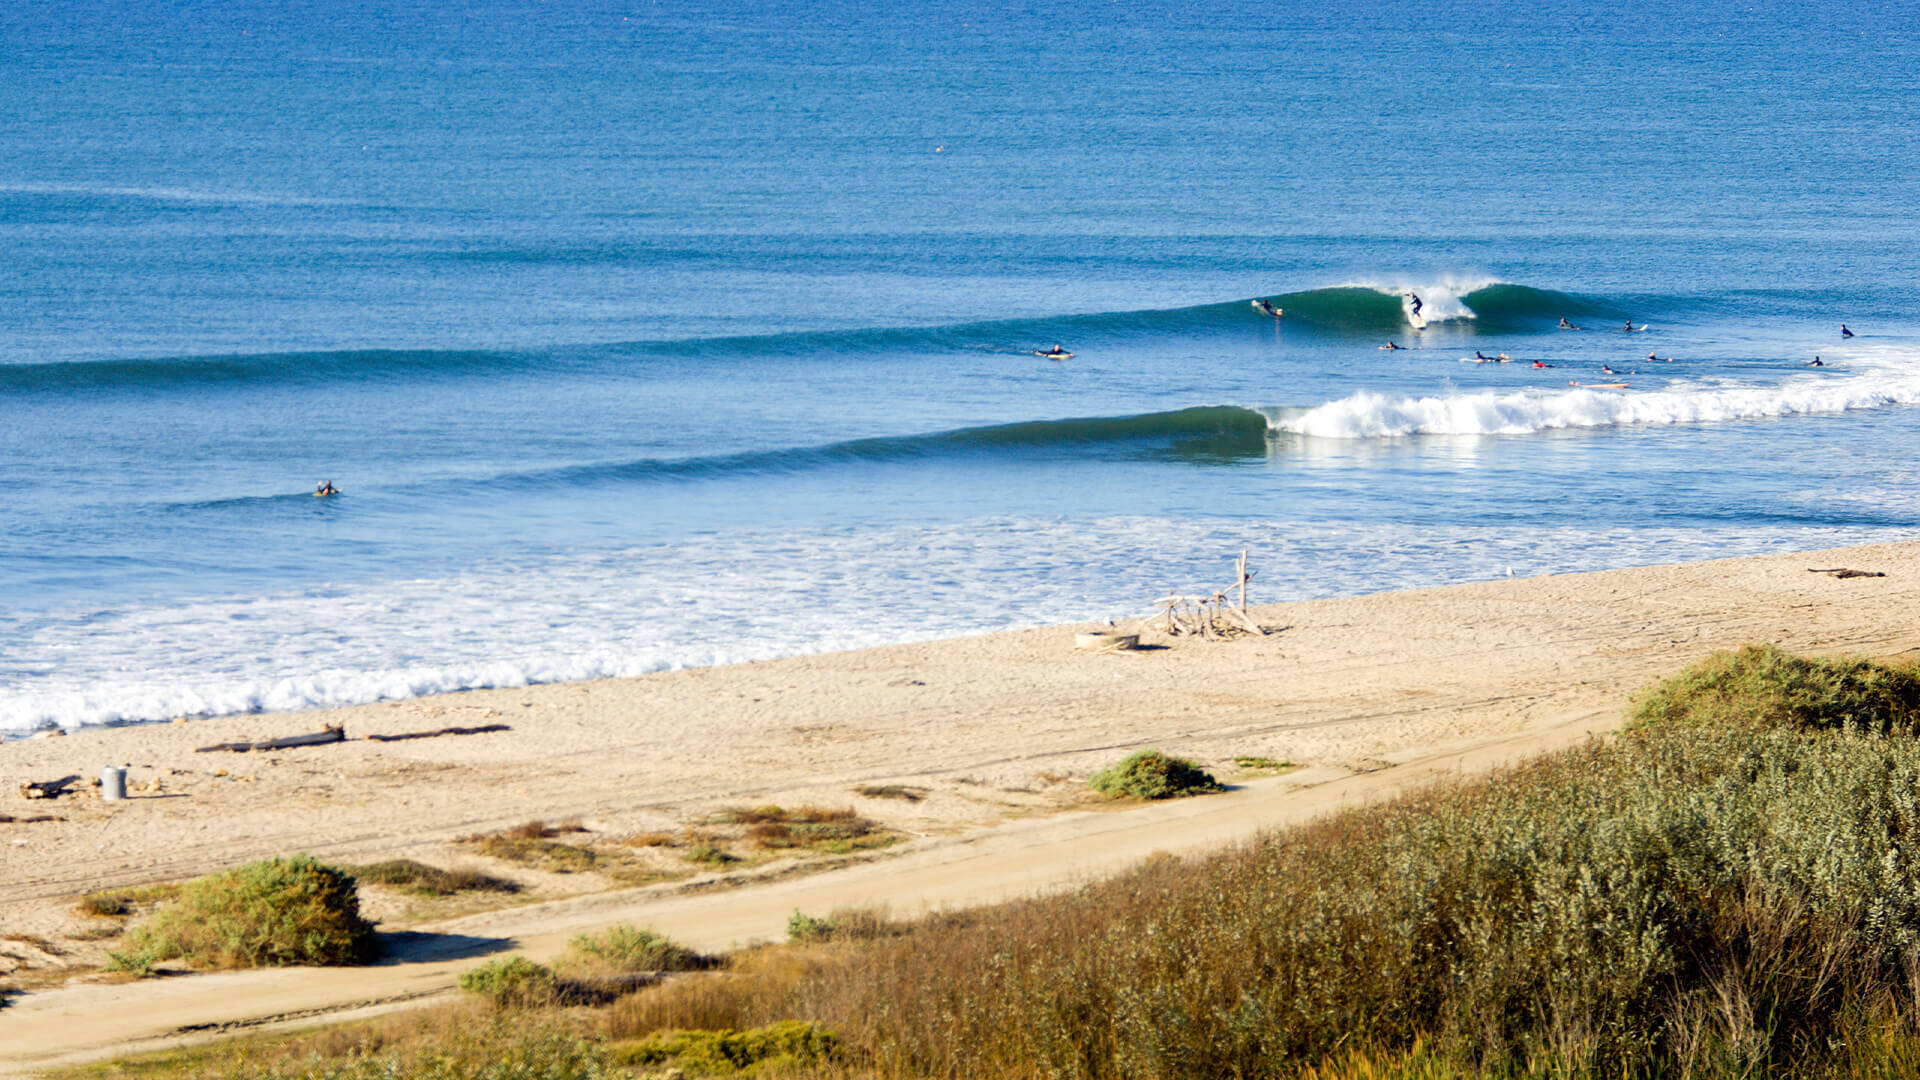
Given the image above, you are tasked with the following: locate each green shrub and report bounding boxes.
[609,1020,837,1074]
[118,855,374,970]
[558,924,713,975]
[458,956,558,1008]
[1088,748,1222,799]
[1632,644,1920,734]
[786,910,834,942]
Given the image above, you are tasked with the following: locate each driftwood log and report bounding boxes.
[1808,567,1886,579]
[366,723,511,742]
[18,775,82,800]
[196,725,345,754]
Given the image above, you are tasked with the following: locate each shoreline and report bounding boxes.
[2,537,1919,1068]
[2,537,1918,1071]
[4,538,1916,900]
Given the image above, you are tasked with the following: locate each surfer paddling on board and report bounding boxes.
[1841,324,1854,338]
[1558,317,1581,330]
[1035,344,1072,360]
[1380,340,1404,350]
[1251,299,1283,318]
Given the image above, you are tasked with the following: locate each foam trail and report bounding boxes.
[1277,372,1920,439]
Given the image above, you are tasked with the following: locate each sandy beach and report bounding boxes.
[4,540,1919,1069]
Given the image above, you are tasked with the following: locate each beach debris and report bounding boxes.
[1155,549,1266,639]
[196,724,346,753]
[1808,567,1886,579]
[0,813,62,823]
[365,723,511,742]
[1075,630,1140,651]
[18,775,82,800]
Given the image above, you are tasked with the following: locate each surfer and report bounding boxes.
[1474,350,1490,361]
[1647,352,1667,363]
[1841,324,1854,338]
[1381,340,1404,350]
[1251,299,1283,318]
[314,480,338,497]
[1532,360,1550,369]
[1037,344,1071,359]
[1405,292,1423,318]
[1622,321,1635,332]
[1809,357,1824,367]
[1558,317,1581,330]
[1601,365,1615,375]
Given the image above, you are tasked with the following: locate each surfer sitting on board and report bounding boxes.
[1810,357,1824,367]
[1841,324,1854,338]
[314,480,338,497]
[1558,317,1580,330]
[1381,340,1404,350]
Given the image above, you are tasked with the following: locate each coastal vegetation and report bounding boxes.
[109,855,373,974]
[1087,748,1223,799]
[60,647,1920,1078]
[334,859,519,898]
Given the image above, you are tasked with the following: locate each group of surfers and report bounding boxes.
[1031,308,1852,370]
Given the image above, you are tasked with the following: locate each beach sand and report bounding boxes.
[3,540,1918,1069]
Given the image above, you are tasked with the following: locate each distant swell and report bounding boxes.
[1276,375,1920,439]
[0,279,1655,391]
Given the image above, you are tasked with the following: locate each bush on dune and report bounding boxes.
[115,855,374,972]
[556,924,714,976]
[1632,643,1920,734]
[1088,748,1222,799]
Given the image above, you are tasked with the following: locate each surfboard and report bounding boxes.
[1408,311,1427,330]
[1033,351,1074,359]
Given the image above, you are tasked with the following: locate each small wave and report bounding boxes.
[496,406,1274,490]
[1276,373,1920,439]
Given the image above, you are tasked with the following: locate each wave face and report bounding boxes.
[493,406,1275,490]
[1256,281,1597,333]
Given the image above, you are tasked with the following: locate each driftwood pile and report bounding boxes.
[1155,550,1267,639]
[18,775,82,800]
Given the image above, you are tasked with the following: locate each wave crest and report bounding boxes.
[1276,375,1920,439]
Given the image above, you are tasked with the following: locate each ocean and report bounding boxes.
[5,0,1918,733]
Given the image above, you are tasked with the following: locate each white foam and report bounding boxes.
[1275,368,1920,439]
[1340,274,1499,326]
[0,517,1893,735]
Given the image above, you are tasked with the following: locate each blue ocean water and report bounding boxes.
[4,0,1919,732]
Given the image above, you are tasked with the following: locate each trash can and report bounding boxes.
[101,765,127,802]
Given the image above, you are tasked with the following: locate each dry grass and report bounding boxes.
[58,648,1920,1080]
[710,805,897,854]
[336,859,519,897]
